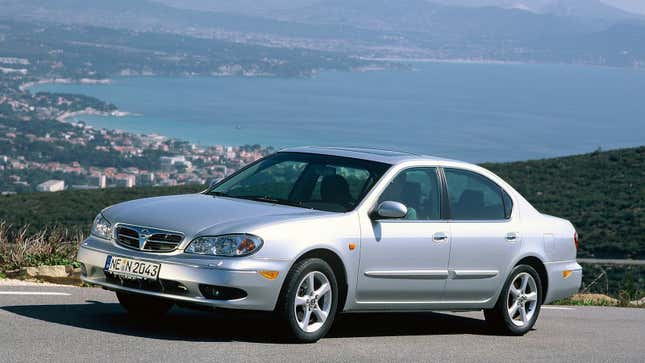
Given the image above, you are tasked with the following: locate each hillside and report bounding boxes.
[0,146,643,259]
[2,0,645,67]
[482,146,644,259]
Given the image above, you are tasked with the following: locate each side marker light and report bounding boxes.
[259,270,279,280]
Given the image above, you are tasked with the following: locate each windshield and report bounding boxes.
[207,152,391,212]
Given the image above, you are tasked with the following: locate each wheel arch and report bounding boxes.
[285,248,349,312]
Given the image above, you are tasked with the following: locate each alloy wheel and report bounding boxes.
[506,272,539,327]
[294,271,333,333]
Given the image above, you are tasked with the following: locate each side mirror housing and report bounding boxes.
[372,201,408,219]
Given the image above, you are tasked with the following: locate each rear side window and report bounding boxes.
[444,168,507,220]
[502,190,513,219]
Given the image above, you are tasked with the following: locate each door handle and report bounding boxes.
[433,232,449,242]
[505,232,518,242]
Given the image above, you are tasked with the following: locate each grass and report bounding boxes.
[554,293,644,308]
[0,221,84,271]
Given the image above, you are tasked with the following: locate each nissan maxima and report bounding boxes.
[77,147,582,342]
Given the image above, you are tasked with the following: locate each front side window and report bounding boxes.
[208,152,390,212]
[444,168,507,220]
[377,167,441,220]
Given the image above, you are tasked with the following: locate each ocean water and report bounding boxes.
[32,62,645,162]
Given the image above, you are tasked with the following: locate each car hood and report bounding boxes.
[102,193,330,237]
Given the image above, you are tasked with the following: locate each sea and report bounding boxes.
[31,62,645,162]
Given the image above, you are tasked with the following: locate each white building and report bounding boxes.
[36,179,65,192]
[114,175,136,188]
[89,175,107,189]
[161,155,192,170]
[138,172,155,185]
[160,155,186,167]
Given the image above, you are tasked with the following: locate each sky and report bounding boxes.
[432,1,645,15]
[601,0,645,14]
[159,0,645,15]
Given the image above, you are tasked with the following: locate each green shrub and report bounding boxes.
[0,221,84,270]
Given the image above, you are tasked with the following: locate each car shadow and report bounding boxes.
[2,302,492,343]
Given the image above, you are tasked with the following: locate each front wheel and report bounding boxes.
[277,258,339,343]
[116,291,174,318]
[484,265,542,335]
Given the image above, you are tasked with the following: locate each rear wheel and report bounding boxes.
[484,265,542,335]
[277,258,339,343]
[116,291,174,317]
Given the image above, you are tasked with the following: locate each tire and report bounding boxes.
[484,264,543,335]
[276,258,339,343]
[116,291,174,318]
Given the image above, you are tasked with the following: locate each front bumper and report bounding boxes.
[77,236,291,311]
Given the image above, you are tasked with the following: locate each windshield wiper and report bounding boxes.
[208,192,311,209]
[235,195,308,208]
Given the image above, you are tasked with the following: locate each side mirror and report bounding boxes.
[372,201,408,219]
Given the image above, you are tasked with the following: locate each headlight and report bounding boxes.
[185,234,263,257]
[91,213,113,240]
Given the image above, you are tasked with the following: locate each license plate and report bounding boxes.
[104,256,160,280]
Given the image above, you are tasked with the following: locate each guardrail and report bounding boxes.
[577,259,645,266]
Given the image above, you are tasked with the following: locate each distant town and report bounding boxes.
[0,53,272,195]
[0,118,269,193]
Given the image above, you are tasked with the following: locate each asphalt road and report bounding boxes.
[1,282,643,363]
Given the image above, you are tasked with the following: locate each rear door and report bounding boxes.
[442,168,520,303]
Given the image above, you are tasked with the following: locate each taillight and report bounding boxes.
[574,232,579,250]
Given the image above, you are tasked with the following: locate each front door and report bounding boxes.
[356,167,451,306]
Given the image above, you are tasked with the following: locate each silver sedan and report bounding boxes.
[77,147,582,342]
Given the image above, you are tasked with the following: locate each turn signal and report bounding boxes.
[259,270,279,280]
[562,270,572,279]
[348,243,357,250]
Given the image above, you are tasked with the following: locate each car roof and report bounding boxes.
[280,146,463,165]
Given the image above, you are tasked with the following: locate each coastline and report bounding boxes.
[361,57,645,71]
[20,77,111,92]
[55,109,134,123]
[22,77,139,123]
[360,57,527,65]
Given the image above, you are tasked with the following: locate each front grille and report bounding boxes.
[115,224,184,252]
[145,233,183,252]
[116,226,139,249]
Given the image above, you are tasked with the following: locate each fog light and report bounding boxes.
[259,270,279,280]
[199,284,247,300]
